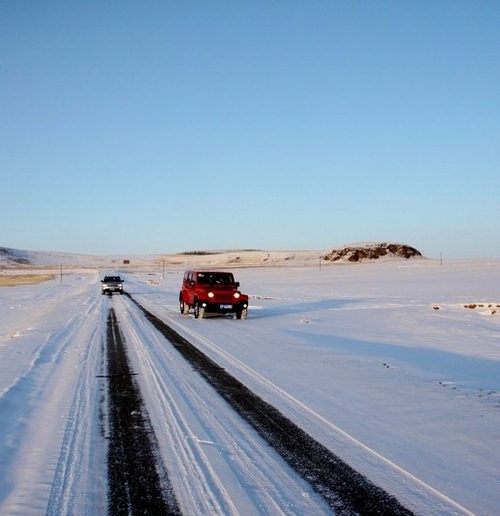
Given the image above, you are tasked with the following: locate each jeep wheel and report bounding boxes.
[180,300,189,315]
[194,302,205,319]
[236,308,248,320]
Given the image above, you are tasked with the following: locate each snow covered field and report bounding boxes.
[0,256,499,515]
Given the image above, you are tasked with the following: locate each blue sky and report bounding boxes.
[1,1,499,258]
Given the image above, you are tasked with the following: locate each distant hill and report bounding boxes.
[0,247,32,265]
[1,243,424,269]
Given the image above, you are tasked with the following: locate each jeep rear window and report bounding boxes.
[196,273,234,285]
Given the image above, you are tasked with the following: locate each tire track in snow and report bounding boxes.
[46,296,105,515]
[116,295,328,515]
[105,306,181,515]
[125,293,414,515]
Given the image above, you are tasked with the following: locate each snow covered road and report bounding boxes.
[1,259,499,514]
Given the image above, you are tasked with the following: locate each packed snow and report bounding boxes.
[0,252,499,515]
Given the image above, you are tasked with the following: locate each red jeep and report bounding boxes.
[179,270,249,319]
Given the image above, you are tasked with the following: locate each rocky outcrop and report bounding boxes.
[322,243,422,263]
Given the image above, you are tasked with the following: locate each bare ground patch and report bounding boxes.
[432,302,500,316]
[463,302,500,315]
[0,274,55,286]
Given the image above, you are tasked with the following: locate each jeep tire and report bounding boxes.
[180,300,190,315]
[194,302,205,319]
[236,308,248,320]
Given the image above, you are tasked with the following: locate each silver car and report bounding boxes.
[101,276,124,295]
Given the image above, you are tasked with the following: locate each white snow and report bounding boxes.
[0,253,499,515]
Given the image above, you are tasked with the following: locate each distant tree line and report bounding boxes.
[178,249,261,256]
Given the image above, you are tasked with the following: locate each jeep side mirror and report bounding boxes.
[235,282,240,288]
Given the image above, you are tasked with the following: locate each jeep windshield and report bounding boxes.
[196,273,234,285]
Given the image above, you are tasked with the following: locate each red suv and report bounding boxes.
[179,270,249,319]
